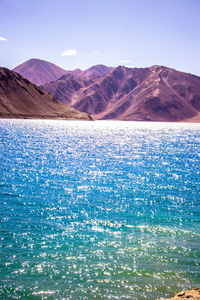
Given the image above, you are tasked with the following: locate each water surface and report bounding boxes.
[0,120,199,299]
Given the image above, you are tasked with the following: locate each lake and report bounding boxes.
[0,120,199,299]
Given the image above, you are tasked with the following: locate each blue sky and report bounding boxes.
[0,0,200,75]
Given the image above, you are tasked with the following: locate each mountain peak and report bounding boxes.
[111,65,126,79]
[80,64,113,79]
[13,60,114,84]
[13,58,68,85]
[42,64,200,122]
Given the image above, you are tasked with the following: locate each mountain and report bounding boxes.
[13,58,69,86]
[0,67,91,120]
[13,59,113,85]
[41,74,93,105]
[80,65,113,79]
[42,65,200,122]
[40,65,113,106]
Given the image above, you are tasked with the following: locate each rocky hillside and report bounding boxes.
[79,64,113,79]
[41,74,93,106]
[157,288,200,300]
[0,67,91,120]
[42,65,200,122]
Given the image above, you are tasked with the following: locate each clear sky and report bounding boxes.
[0,0,200,75]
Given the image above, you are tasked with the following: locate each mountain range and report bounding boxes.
[13,58,113,85]
[38,62,200,122]
[2,58,200,122]
[0,67,91,120]
[13,58,69,86]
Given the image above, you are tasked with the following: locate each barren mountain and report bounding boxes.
[0,67,91,120]
[13,58,69,85]
[42,65,200,122]
[40,65,113,106]
[79,65,113,79]
[41,74,93,106]
[13,59,112,86]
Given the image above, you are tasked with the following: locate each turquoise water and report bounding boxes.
[0,120,199,300]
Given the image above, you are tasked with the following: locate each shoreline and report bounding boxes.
[0,116,200,124]
[157,289,200,300]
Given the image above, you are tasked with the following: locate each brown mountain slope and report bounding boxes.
[41,74,93,105]
[72,66,151,116]
[40,65,113,106]
[42,65,200,122]
[13,58,69,86]
[0,67,91,120]
[94,65,200,121]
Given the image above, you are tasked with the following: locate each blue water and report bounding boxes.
[0,120,199,300]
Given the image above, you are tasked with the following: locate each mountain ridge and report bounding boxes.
[11,58,200,122]
[42,64,200,122]
[0,67,92,120]
[13,59,113,85]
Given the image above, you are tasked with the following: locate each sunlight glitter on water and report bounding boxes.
[0,120,200,299]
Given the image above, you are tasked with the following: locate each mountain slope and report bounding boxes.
[13,59,113,86]
[41,74,93,106]
[40,65,113,106]
[42,65,200,122]
[13,58,69,85]
[93,65,200,121]
[80,64,113,79]
[0,67,91,120]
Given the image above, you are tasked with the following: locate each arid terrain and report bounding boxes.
[1,58,199,122]
[157,288,200,300]
[40,62,200,122]
[0,67,91,120]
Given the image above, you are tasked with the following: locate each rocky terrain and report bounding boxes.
[79,64,113,79]
[42,65,200,122]
[0,67,91,120]
[157,288,200,300]
[12,58,200,122]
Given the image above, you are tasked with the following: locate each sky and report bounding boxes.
[0,0,200,75]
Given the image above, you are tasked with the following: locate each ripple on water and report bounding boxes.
[0,120,199,299]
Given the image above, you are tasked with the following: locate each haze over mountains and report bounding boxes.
[0,67,91,120]
[10,58,200,122]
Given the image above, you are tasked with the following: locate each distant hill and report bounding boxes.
[0,67,92,120]
[13,59,113,85]
[42,65,200,122]
[13,58,69,85]
[79,65,113,79]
